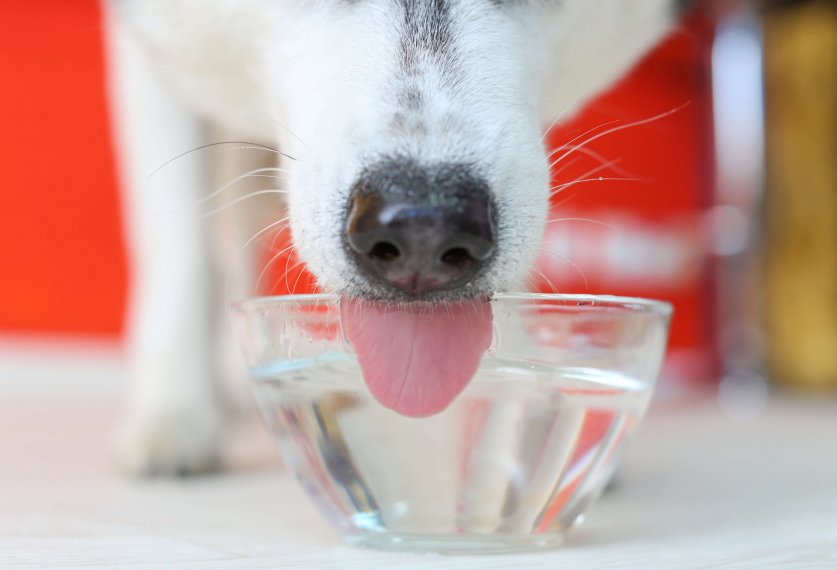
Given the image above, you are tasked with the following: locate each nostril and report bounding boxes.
[369,241,401,262]
[346,160,496,295]
[440,247,475,270]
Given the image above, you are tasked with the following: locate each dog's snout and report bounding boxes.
[345,161,495,297]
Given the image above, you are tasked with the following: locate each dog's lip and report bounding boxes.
[343,286,492,305]
[351,275,490,303]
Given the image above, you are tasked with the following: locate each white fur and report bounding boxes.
[104,0,676,475]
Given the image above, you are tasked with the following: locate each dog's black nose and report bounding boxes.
[345,161,495,297]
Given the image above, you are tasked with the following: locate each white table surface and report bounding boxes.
[1,342,836,569]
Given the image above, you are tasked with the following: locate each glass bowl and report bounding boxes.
[233,293,672,554]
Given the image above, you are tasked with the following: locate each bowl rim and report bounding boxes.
[233,293,673,317]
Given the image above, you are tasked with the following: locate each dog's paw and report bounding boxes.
[115,405,223,477]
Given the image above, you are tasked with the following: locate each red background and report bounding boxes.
[0,1,127,336]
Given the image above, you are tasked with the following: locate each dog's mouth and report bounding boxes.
[341,296,493,418]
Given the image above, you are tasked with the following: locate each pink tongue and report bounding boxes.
[341,299,493,418]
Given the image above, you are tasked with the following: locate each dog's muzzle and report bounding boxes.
[345,159,495,298]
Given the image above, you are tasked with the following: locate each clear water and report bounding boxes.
[253,355,651,552]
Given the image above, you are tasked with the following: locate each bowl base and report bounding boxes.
[343,532,565,555]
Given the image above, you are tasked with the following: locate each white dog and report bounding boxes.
[103,0,687,476]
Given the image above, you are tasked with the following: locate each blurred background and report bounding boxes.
[1,0,835,410]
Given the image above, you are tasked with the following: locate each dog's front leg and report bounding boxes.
[104,9,221,476]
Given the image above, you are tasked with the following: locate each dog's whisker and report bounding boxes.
[201,189,289,218]
[550,158,625,192]
[267,116,309,149]
[550,103,690,167]
[239,172,288,180]
[537,249,590,291]
[148,141,292,178]
[546,217,617,230]
[239,216,291,255]
[550,145,635,179]
[551,157,582,178]
[282,244,301,294]
[552,156,620,177]
[224,215,288,314]
[528,264,561,295]
[548,159,635,204]
[540,96,584,143]
[550,193,577,210]
[288,260,310,295]
[199,168,287,205]
[547,121,620,161]
[254,242,296,296]
[268,223,294,251]
[550,157,646,204]
[290,266,305,295]
[240,168,287,174]
[550,177,640,197]
[214,145,284,156]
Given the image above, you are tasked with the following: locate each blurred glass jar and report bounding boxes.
[762,0,837,391]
